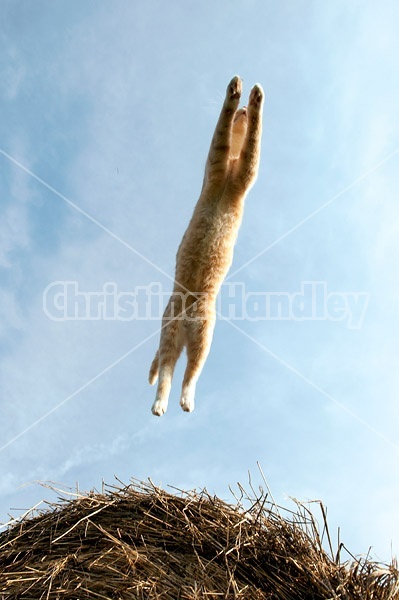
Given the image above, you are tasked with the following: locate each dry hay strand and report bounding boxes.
[0,479,398,599]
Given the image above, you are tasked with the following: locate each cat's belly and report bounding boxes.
[174,210,241,295]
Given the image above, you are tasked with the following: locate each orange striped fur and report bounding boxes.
[150,76,264,416]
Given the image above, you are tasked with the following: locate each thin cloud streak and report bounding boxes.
[0,327,160,454]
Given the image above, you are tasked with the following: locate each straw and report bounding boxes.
[0,479,397,599]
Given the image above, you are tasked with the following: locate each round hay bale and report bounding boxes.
[0,480,397,599]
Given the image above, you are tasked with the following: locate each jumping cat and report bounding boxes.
[149,75,264,416]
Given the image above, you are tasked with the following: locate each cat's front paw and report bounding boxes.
[227,75,242,102]
[152,398,168,416]
[249,84,264,110]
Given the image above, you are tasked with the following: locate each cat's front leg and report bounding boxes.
[204,76,243,184]
[235,83,264,188]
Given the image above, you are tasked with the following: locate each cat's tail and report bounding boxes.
[148,349,159,385]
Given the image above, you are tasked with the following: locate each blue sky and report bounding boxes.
[1,0,398,562]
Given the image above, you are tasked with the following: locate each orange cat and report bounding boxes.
[149,76,264,416]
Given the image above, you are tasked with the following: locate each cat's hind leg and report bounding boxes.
[180,307,216,413]
[148,349,159,385]
[151,296,184,416]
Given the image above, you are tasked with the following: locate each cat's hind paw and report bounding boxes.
[180,390,195,413]
[152,398,168,417]
[227,75,242,103]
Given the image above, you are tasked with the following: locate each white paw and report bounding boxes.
[180,391,195,413]
[152,398,167,417]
